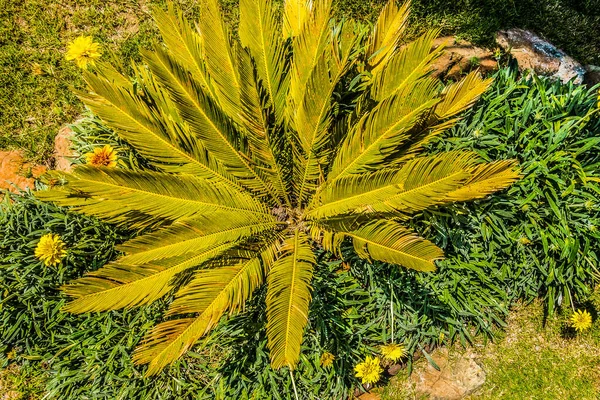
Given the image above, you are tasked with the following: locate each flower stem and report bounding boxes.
[290,368,299,400]
[390,281,395,343]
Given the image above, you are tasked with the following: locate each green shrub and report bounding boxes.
[422,68,600,315]
[0,193,512,398]
[0,193,224,399]
[1,68,599,398]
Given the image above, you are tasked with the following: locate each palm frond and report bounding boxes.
[152,4,213,96]
[296,21,360,204]
[133,239,281,376]
[239,0,288,122]
[330,219,443,271]
[144,47,278,199]
[327,78,441,183]
[117,214,280,265]
[366,0,411,74]
[328,28,442,176]
[282,0,311,38]
[237,46,292,205]
[62,242,235,313]
[237,0,291,205]
[389,117,460,166]
[286,0,332,128]
[388,72,493,165]
[307,151,479,219]
[37,167,268,226]
[435,71,493,118]
[314,168,405,205]
[196,0,242,122]
[266,230,315,369]
[79,69,229,180]
[444,160,521,200]
[371,29,444,102]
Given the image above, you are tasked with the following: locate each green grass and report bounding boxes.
[0,0,242,164]
[1,0,598,164]
[340,0,600,66]
[0,0,156,163]
[382,301,600,399]
[475,302,600,399]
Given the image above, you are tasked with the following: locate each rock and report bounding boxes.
[496,29,586,84]
[431,37,498,81]
[54,125,74,172]
[584,65,600,86]
[357,393,380,400]
[387,363,403,376]
[0,151,46,193]
[412,349,422,361]
[410,348,485,400]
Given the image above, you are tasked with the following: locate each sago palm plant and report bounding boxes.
[39,0,519,375]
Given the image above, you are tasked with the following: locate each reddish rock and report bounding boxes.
[357,392,380,400]
[410,348,485,400]
[479,58,498,72]
[386,363,403,376]
[54,125,74,172]
[0,151,46,193]
[430,36,497,81]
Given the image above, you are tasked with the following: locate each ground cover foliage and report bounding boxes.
[0,67,598,398]
[35,0,522,379]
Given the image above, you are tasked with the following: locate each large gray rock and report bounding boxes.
[496,29,586,84]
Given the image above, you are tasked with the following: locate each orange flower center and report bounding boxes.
[90,150,114,166]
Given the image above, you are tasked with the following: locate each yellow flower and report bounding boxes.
[320,352,335,368]
[65,36,102,69]
[35,234,67,267]
[85,145,117,167]
[354,356,382,385]
[380,343,405,362]
[570,309,592,332]
[519,237,531,245]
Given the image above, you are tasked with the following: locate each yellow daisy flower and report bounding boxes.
[35,234,67,267]
[320,352,335,368]
[570,309,592,332]
[380,343,405,362]
[85,145,118,167]
[354,356,382,385]
[65,36,102,69]
[518,237,531,245]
